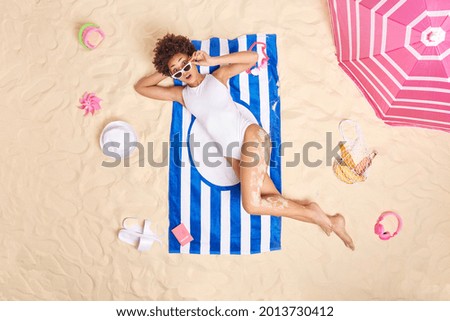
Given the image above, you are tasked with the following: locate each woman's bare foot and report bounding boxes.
[306,202,333,236]
[291,200,354,250]
[329,214,355,250]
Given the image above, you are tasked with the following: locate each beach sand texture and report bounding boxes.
[0,0,449,300]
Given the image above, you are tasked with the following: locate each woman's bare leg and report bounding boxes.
[227,156,327,231]
[260,173,354,249]
[237,124,355,250]
[239,125,333,234]
[255,171,354,250]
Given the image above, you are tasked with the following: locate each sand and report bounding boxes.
[0,0,449,300]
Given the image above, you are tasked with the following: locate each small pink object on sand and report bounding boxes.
[171,223,193,246]
[79,92,102,116]
[79,23,105,50]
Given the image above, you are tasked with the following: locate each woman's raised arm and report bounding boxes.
[134,72,184,104]
[191,50,258,85]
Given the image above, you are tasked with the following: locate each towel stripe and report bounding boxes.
[209,38,220,74]
[230,184,242,254]
[220,189,231,254]
[189,159,201,254]
[257,34,272,253]
[168,102,183,254]
[267,34,282,251]
[218,38,230,255]
[237,36,252,255]
[169,34,282,255]
[227,37,242,255]
[180,110,193,254]
[246,34,262,255]
[200,40,210,75]
[200,181,211,254]
[210,186,221,254]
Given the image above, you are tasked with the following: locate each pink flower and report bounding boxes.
[79,92,102,116]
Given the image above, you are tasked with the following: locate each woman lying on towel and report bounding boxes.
[135,34,355,250]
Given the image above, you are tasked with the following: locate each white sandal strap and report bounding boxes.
[120,217,163,251]
[137,234,155,252]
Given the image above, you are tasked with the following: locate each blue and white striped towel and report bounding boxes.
[168,34,282,255]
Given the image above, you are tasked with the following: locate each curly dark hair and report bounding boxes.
[152,33,196,76]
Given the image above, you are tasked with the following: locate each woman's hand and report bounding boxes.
[190,50,215,66]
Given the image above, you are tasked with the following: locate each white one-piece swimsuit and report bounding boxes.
[182,74,257,160]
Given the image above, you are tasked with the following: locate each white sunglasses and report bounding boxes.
[170,61,192,79]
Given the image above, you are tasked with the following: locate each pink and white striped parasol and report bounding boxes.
[328,0,450,132]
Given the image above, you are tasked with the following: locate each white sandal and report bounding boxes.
[118,217,162,252]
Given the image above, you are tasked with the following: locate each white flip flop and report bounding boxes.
[118,217,162,252]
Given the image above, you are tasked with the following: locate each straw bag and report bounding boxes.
[333,120,377,184]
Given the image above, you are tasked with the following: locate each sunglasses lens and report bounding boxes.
[172,62,191,79]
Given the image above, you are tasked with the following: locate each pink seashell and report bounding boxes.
[78,92,102,116]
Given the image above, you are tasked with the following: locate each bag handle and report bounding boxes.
[339,119,362,142]
[338,119,364,146]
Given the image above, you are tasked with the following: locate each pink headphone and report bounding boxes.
[374,211,403,240]
[246,41,270,75]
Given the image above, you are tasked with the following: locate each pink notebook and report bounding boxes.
[171,223,193,246]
